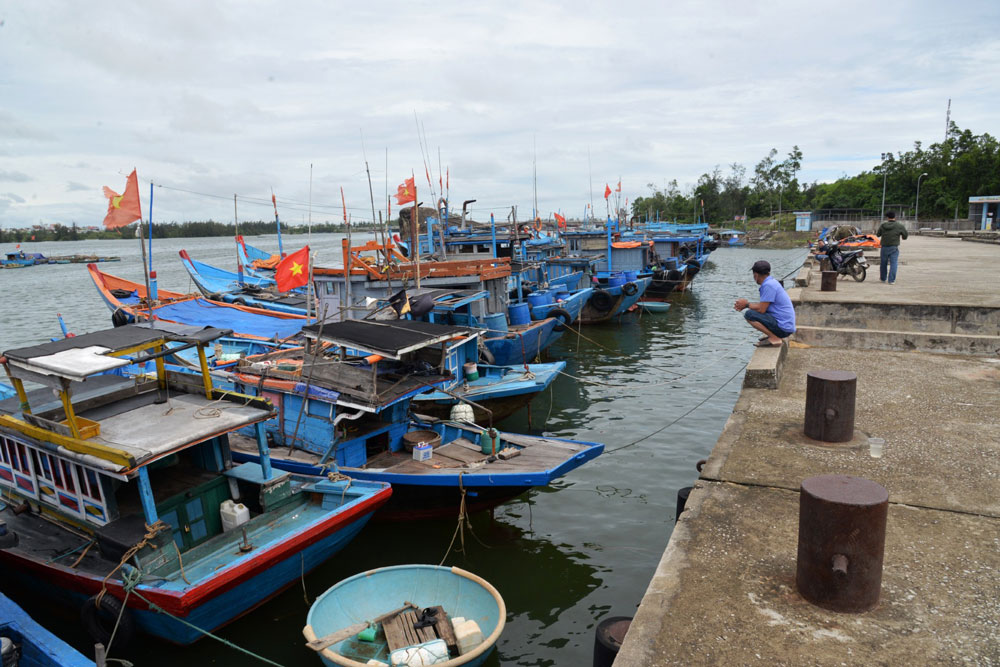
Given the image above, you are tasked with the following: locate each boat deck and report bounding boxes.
[230,431,593,476]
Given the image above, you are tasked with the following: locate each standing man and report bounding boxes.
[734,260,796,347]
[876,211,908,284]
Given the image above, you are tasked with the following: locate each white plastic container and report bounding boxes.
[453,619,484,655]
[220,499,250,532]
[389,639,449,666]
[412,442,433,461]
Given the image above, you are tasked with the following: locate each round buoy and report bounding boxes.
[593,616,632,667]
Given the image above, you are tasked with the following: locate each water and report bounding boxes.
[0,236,805,665]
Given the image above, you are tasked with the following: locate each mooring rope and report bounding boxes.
[604,362,749,454]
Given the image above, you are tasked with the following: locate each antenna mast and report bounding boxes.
[944,98,951,142]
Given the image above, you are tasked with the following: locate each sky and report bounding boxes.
[1,0,999,228]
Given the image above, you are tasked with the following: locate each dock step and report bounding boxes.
[794,325,1000,356]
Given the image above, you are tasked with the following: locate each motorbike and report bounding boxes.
[816,240,869,282]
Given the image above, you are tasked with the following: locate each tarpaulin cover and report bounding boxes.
[152,299,305,340]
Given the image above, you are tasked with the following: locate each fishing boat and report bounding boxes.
[303,565,504,667]
[179,249,309,315]
[0,323,391,646]
[226,319,602,520]
[2,251,46,267]
[1,591,95,666]
[312,240,567,366]
[88,264,308,342]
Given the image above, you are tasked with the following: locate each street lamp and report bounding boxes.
[915,172,928,226]
[879,152,889,225]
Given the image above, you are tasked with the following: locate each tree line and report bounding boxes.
[633,122,1000,224]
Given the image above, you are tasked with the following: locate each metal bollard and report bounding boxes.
[804,370,857,442]
[820,271,838,291]
[796,475,889,612]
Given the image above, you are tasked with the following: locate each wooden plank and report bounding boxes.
[382,614,409,652]
[428,606,458,656]
[401,610,420,646]
[306,602,416,652]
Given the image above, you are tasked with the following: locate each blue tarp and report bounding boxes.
[155,299,305,340]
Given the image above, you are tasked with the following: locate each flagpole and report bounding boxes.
[233,194,241,278]
[413,177,421,289]
[342,186,352,323]
[148,182,157,300]
[137,219,153,321]
[272,189,284,257]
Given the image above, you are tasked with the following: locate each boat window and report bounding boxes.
[61,460,76,492]
[0,437,10,465]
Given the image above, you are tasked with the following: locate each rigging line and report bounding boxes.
[150,183,374,216]
[604,362,748,455]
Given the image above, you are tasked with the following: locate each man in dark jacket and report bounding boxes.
[876,211,908,284]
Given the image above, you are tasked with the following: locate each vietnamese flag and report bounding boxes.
[102,169,143,229]
[604,184,611,199]
[616,180,622,193]
[395,177,416,205]
[274,245,310,292]
[554,212,566,228]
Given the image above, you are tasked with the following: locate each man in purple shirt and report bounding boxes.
[734,260,796,347]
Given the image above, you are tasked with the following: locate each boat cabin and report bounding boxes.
[0,324,276,560]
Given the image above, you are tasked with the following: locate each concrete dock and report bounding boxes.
[616,236,999,665]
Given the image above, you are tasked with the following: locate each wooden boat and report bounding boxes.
[0,323,391,646]
[226,319,602,520]
[1,591,95,666]
[303,565,505,667]
[179,249,308,315]
[87,264,308,342]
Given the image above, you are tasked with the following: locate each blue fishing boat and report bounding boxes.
[226,319,603,520]
[303,565,504,667]
[0,591,95,666]
[88,264,309,342]
[0,323,391,647]
[179,249,309,315]
[2,251,46,267]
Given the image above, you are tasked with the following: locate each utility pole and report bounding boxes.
[879,153,889,225]
[944,99,951,142]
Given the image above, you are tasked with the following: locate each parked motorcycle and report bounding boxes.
[816,240,869,282]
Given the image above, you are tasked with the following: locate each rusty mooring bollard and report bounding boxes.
[804,370,856,442]
[796,475,889,612]
[820,271,838,291]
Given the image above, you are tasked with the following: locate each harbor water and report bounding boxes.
[0,235,806,665]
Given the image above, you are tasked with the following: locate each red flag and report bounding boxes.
[554,212,566,228]
[274,246,310,292]
[102,169,142,229]
[395,177,416,205]
[604,184,611,199]
[340,187,348,223]
[616,180,621,193]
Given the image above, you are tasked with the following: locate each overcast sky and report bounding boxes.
[2,0,998,228]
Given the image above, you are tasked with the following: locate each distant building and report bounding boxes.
[968,196,999,230]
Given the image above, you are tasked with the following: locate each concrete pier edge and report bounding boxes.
[614,236,1000,665]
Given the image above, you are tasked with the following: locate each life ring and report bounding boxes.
[81,594,135,647]
[548,307,573,332]
[590,289,614,312]
[534,218,543,232]
[622,282,639,296]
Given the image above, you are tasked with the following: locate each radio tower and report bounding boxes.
[944,99,951,142]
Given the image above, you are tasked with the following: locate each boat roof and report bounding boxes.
[301,319,475,359]
[3,323,231,384]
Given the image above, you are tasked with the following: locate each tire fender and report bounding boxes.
[548,306,573,332]
[81,594,135,647]
[622,281,639,296]
[590,289,614,312]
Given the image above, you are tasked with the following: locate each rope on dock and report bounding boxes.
[604,361,748,454]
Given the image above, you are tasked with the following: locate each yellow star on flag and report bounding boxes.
[290,261,304,276]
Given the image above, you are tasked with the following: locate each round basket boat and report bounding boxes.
[637,301,672,314]
[303,564,506,667]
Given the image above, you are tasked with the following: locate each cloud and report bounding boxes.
[0,170,32,183]
[0,0,998,228]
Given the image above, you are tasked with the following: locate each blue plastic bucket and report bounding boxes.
[624,270,638,281]
[507,303,530,326]
[483,311,509,333]
[607,273,626,287]
[527,292,553,308]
